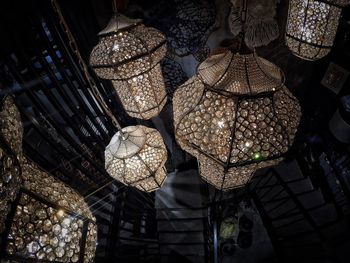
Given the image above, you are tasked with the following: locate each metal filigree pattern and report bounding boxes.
[148,0,216,59]
[229,0,279,47]
[173,51,301,191]
[6,192,87,262]
[111,64,167,120]
[197,51,283,95]
[0,96,23,158]
[286,0,349,60]
[1,157,98,263]
[0,96,22,235]
[90,15,168,119]
[160,57,188,99]
[105,125,168,192]
[0,97,97,263]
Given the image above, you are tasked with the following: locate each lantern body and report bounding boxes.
[173,51,301,190]
[3,158,98,263]
[0,97,97,263]
[286,0,348,60]
[0,96,22,234]
[0,96,23,157]
[105,125,168,192]
[90,15,167,119]
[111,64,167,119]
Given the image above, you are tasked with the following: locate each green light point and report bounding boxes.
[253,152,261,160]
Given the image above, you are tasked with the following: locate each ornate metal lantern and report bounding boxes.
[105,125,168,192]
[0,96,97,263]
[90,14,167,119]
[229,0,279,47]
[286,0,349,60]
[173,50,301,190]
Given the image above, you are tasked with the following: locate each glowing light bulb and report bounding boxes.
[57,209,64,217]
[217,120,224,128]
[253,152,261,160]
[112,44,119,51]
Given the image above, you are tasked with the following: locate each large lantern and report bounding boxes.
[0,96,97,263]
[105,125,168,192]
[90,14,167,119]
[286,0,349,60]
[0,96,22,234]
[173,50,301,190]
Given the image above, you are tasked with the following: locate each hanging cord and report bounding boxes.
[112,0,118,14]
[51,0,124,134]
[238,0,251,53]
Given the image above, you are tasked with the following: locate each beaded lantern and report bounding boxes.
[0,96,22,234]
[90,14,167,119]
[173,51,301,190]
[0,96,97,263]
[286,0,349,60]
[105,125,168,192]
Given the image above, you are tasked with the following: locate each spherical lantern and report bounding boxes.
[105,125,168,192]
[90,14,167,119]
[286,0,349,60]
[0,97,97,263]
[173,50,301,191]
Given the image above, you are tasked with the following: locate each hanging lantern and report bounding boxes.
[286,0,349,60]
[105,125,168,192]
[173,50,301,190]
[90,14,167,119]
[0,97,97,263]
[229,0,279,47]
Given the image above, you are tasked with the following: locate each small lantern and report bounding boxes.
[173,50,301,190]
[90,14,167,119]
[105,125,168,192]
[286,0,349,60]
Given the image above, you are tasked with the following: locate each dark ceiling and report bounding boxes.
[0,0,350,262]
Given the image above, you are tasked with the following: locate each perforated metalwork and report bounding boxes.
[286,0,349,60]
[105,125,168,192]
[174,51,301,190]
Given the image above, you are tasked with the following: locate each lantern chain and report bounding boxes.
[51,0,124,133]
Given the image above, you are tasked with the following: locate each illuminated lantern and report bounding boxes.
[90,14,167,119]
[173,50,301,190]
[286,0,349,60]
[0,96,97,262]
[105,125,168,192]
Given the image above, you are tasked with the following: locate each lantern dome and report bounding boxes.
[286,0,349,60]
[105,125,168,192]
[90,14,167,80]
[90,14,168,120]
[173,50,301,191]
[196,51,284,95]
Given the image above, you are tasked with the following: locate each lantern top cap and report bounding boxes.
[197,50,284,95]
[98,14,142,36]
[89,15,166,78]
[105,125,147,159]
